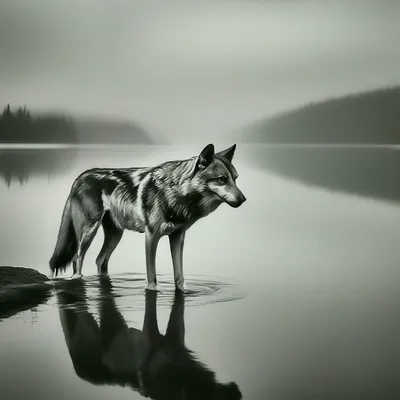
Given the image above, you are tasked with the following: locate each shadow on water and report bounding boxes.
[244,146,400,204]
[0,149,78,186]
[56,276,243,399]
[0,285,52,320]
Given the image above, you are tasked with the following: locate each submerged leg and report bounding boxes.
[72,221,100,278]
[96,211,124,274]
[169,229,186,292]
[165,292,185,346]
[98,276,128,350]
[145,228,161,291]
[70,199,103,279]
[142,290,160,339]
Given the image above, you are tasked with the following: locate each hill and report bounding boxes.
[235,86,400,144]
[242,146,400,204]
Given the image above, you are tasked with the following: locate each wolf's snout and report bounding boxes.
[230,192,247,208]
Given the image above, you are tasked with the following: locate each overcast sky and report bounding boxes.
[0,0,399,142]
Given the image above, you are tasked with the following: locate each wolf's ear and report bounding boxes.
[197,143,215,168]
[216,144,236,162]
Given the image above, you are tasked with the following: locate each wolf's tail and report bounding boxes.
[49,198,77,276]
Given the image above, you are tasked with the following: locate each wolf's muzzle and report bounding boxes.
[229,192,247,208]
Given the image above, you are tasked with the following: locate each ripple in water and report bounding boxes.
[55,273,246,313]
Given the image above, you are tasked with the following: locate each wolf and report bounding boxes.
[49,143,246,292]
[57,277,243,399]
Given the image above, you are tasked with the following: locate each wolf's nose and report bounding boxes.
[233,193,246,207]
[238,193,246,205]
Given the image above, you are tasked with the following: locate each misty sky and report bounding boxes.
[0,0,399,142]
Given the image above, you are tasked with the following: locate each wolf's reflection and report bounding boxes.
[57,277,242,399]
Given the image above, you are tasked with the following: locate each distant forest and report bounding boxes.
[238,86,400,144]
[0,104,76,143]
[0,104,153,144]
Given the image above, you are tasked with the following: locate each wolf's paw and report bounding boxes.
[145,282,159,292]
[70,273,83,280]
[175,284,188,294]
[174,277,187,294]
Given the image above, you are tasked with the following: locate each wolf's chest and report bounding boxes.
[167,196,221,228]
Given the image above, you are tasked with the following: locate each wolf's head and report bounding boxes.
[191,143,246,209]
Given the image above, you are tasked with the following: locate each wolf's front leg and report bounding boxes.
[169,229,186,293]
[145,228,161,291]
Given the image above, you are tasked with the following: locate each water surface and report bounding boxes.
[1,144,400,399]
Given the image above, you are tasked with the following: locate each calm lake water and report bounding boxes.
[1,144,400,399]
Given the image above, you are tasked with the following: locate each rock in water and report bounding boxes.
[0,266,52,320]
[0,266,49,285]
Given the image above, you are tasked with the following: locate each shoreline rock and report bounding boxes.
[0,266,52,320]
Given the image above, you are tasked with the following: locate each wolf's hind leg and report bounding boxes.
[96,211,124,274]
[72,222,101,278]
[71,199,103,278]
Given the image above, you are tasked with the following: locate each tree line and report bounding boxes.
[0,104,76,143]
[245,86,400,144]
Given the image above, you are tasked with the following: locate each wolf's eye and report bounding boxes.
[216,176,228,185]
